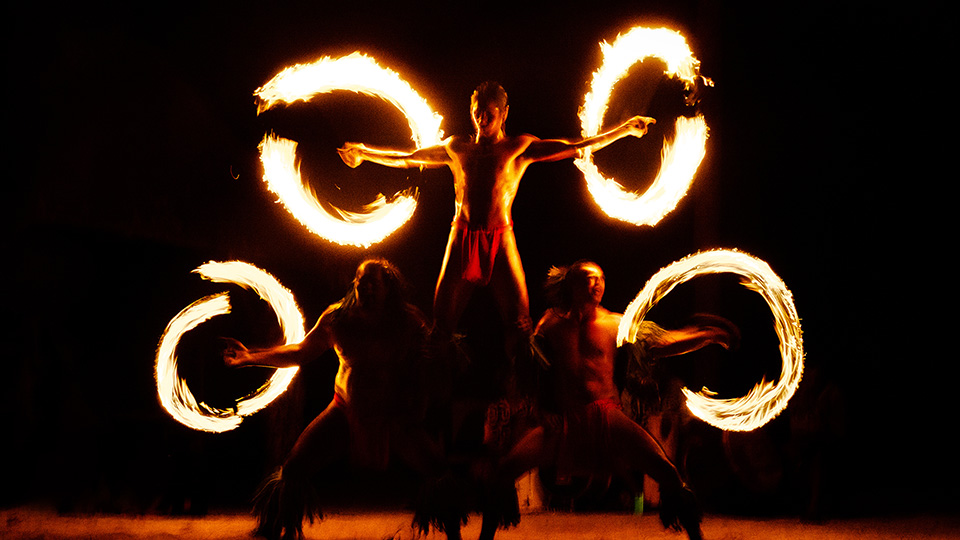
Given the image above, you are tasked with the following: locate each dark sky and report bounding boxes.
[9,1,953,516]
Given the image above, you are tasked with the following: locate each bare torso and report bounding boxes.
[535,306,623,411]
[327,306,426,419]
[445,134,537,227]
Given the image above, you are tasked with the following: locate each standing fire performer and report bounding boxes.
[477,261,739,540]
[224,259,467,540]
[338,82,655,363]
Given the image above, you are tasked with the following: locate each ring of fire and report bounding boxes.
[617,249,804,432]
[576,26,710,226]
[255,52,445,248]
[155,261,305,432]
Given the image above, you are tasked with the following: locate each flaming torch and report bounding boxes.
[155,261,305,432]
[255,52,444,248]
[618,250,804,431]
[576,26,711,226]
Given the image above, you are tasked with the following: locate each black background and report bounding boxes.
[8,0,953,519]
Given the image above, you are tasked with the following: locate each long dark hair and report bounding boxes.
[336,258,410,315]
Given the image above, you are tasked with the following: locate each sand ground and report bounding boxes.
[3,506,958,540]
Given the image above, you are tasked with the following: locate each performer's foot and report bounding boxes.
[659,483,703,540]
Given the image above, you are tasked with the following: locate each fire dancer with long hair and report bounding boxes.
[477,261,739,540]
[339,82,655,363]
[223,259,467,540]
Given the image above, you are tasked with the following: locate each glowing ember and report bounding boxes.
[617,250,804,432]
[155,261,305,432]
[255,52,444,248]
[576,26,711,226]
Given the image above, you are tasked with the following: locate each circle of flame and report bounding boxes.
[576,26,710,226]
[155,261,305,432]
[617,249,804,432]
[255,52,444,248]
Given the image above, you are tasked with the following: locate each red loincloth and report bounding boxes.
[456,219,512,285]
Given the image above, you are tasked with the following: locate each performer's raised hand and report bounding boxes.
[338,142,364,168]
[623,115,656,137]
[221,337,250,367]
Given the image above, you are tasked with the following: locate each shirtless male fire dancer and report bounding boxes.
[339,82,655,360]
[224,259,467,540]
[477,261,739,540]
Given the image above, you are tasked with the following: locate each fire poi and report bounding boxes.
[255,52,443,248]
[155,261,304,432]
[577,26,711,226]
[618,249,804,431]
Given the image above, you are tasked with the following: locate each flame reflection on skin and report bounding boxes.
[617,249,804,432]
[255,52,444,248]
[576,26,710,226]
[155,261,304,432]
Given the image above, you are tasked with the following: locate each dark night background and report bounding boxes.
[7,0,954,523]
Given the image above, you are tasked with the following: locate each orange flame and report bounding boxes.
[618,250,804,432]
[576,26,711,226]
[155,261,304,432]
[254,52,444,247]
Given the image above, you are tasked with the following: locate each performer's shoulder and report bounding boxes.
[512,133,540,146]
[403,303,430,328]
[599,306,622,319]
[536,307,563,330]
[318,302,344,325]
[446,134,471,148]
[597,307,623,326]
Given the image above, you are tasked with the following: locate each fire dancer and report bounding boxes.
[477,261,739,540]
[223,259,467,540]
[338,82,655,362]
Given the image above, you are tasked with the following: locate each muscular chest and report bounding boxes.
[452,140,524,193]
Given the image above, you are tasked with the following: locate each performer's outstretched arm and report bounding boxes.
[521,115,656,163]
[338,141,451,169]
[647,315,739,359]
[223,305,336,368]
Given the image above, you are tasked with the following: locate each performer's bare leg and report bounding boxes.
[487,228,532,360]
[605,409,686,492]
[476,413,702,540]
[433,230,477,342]
[433,227,531,355]
[605,410,703,540]
[283,401,350,474]
[487,414,683,490]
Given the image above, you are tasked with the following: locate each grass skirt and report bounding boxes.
[252,467,322,540]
